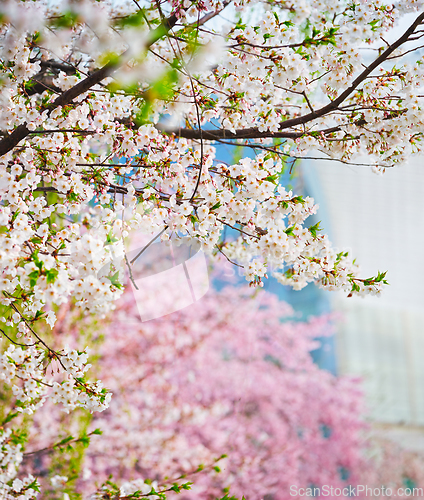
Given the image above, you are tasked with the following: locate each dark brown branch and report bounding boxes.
[0,12,180,158]
[161,101,407,141]
[0,62,118,157]
[29,129,97,135]
[33,186,62,192]
[165,11,424,141]
[47,62,117,111]
[38,59,78,74]
[26,74,62,96]
[0,328,39,348]
[156,123,303,139]
[189,0,232,27]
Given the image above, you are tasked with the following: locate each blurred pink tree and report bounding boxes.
[26,277,368,499]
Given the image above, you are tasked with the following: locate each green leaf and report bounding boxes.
[308,221,322,238]
[234,18,246,30]
[27,479,40,493]
[9,428,28,446]
[105,271,122,289]
[210,202,222,211]
[46,268,58,284]
[2,412,18,425]
[54,436,74,448]
[312,26,320,38]
[263,174,279,184]
[116,10,147,28]
[29,269,39,287]
[78,434,91,448]
[106,231,119,244]
[49,10,78,29]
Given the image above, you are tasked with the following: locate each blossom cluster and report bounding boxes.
[0,342,111,415]
[0,0,403,313]
[0,427,39,500]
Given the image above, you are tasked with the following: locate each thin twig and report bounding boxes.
[124,252,139,290]
[130,227,168,265]
[215,245,244,268]
[0,328,39,347]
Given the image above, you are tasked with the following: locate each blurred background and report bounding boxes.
[299,156,424,451]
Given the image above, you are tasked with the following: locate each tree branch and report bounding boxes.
[164,11,424,141]
[0,12,180,158]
